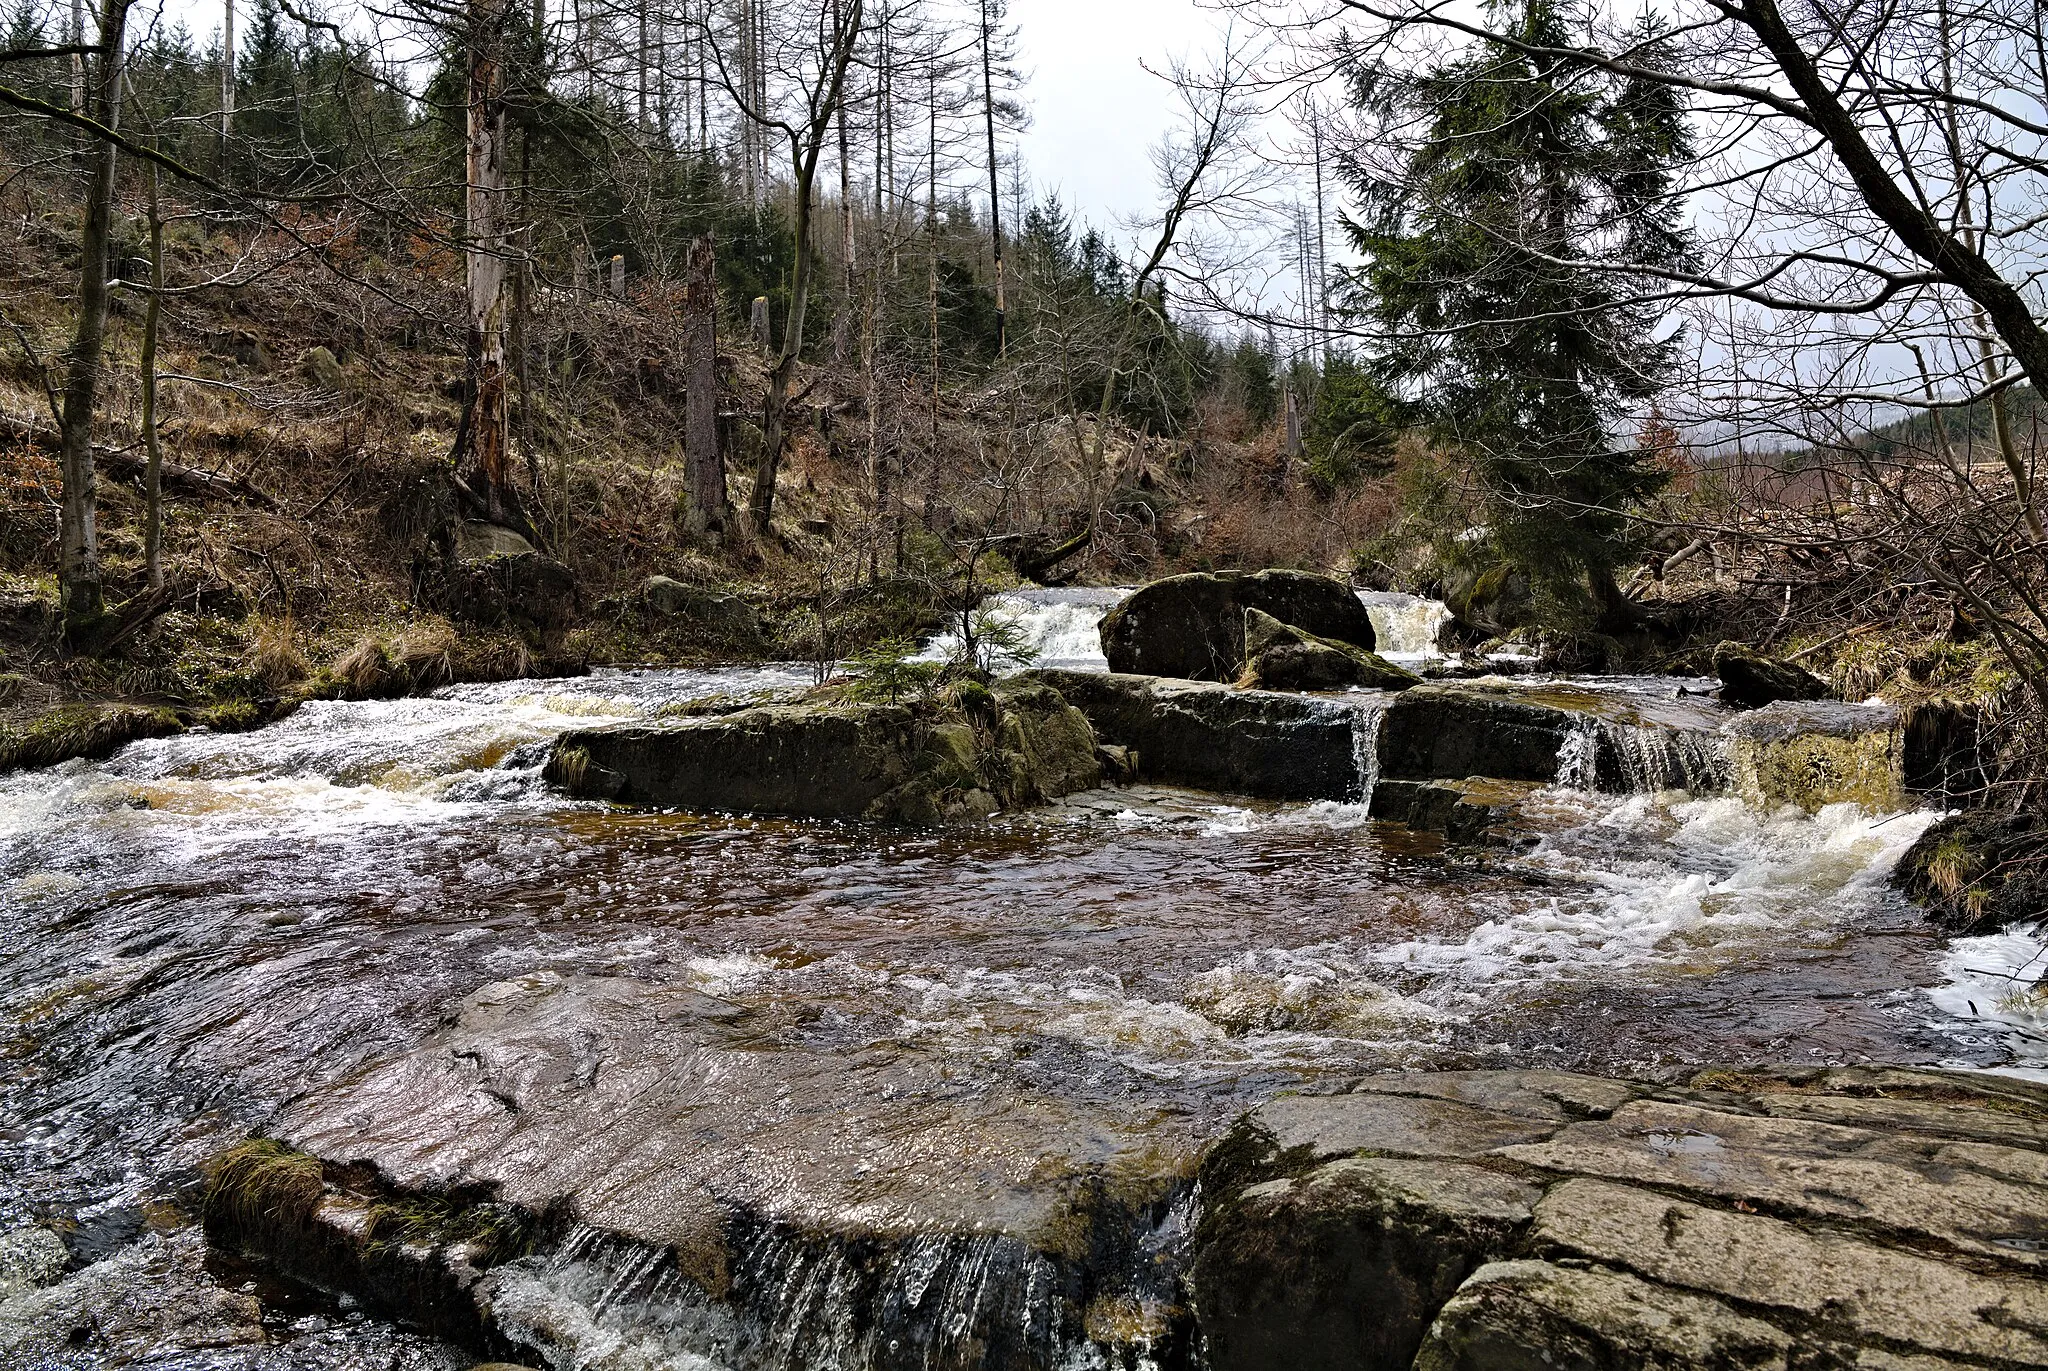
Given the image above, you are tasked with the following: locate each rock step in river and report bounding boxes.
[547,668,1908,827]
[199,1060,2048,1371]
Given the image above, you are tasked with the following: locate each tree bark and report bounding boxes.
[683,233,728,536]
[455,0,517,529]
[1738,0,2048,399]
[56,0,131,636]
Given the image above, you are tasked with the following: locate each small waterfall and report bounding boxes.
[919,588,1135,672]
[1601,722,1732,794]
[1350,703,1386,806]
[478,1201,1191,1371]
[1556,718,1731,795]
[1354,592,1452,658]
[1557,720,1602,791]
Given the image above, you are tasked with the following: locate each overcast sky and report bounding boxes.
[1009,0,1230,234]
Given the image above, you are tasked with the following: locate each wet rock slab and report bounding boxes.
[222,971,1201,1370]
[1194,1065,2048,1371]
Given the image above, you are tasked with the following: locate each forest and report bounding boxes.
[3,0,2048,1366]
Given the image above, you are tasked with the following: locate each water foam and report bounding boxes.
[1355,591,1452,659]
[1927,924,2048,1075]
[917,588,1135,671]
[1376,795,1941,984]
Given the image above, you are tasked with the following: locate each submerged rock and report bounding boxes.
[1240,609,1421,693]
[1368,777,1539,844]
[1725,699,1902,812]
[1098,570,1377,680]
[1195,1066,2048,1371]
[1713,641,1829,708]
[546,682,1100,823]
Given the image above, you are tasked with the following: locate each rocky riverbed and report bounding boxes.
[0,585,2034,1369]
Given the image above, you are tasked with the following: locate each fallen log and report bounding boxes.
[0,409,278,508]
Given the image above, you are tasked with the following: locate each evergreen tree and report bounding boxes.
[1341,0,1695,624]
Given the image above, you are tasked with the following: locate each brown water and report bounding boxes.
[0,661,1996,1368]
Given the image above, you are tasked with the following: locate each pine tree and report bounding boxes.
[1342,0,1695,625]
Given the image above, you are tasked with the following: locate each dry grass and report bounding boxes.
[246,617,311,689]
[331,634,396,698]
[202,1139,325,1234]
[392,618,458,689]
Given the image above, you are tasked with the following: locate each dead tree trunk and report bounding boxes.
[684,233,729,536]
[56,0,131,637]
[140,155,165,589]
[454,0,518,529]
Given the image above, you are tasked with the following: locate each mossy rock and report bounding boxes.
[197,700,266,733]
[1895,812,2048,932]
[1726,701,1902,813]
[1239,609,1421,692]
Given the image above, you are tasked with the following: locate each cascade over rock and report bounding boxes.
[1713,641,1831,708]
[1031,671,1732,808]
[200,1063,2048,1371]
[1240,609,1422,692]
[1098,570,1378,680]
[206,970,1200,1370]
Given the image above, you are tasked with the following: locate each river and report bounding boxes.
[0,589,2033,1369]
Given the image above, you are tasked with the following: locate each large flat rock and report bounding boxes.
[1021,668,1378,800]
[1193,1066,2048,1371]
[222,971,1201,1370]
[546,682,1101,823]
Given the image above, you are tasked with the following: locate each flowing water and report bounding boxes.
[0,591,2018,1368]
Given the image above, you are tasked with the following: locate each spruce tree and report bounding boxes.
[1341,0,1695,626]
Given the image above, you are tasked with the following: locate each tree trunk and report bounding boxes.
[684,233,728,536]
[141,157,165,590]
[57,0,130,638]
[455,0,517,528]
[979,0,1006,357]
[832,0,855,364]
[745,0,864,536]
[219,0,234,159]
